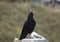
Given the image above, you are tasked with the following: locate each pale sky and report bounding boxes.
[57,0,60,1]
[44,0,60,1]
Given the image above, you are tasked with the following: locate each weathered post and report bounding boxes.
[14,32,48,42]
[22,38,48,42]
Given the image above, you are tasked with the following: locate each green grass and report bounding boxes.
[0,2,60,42]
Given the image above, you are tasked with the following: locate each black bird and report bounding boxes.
[19,11,36,40]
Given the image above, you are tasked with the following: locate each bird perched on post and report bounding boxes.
[19,11,36,40]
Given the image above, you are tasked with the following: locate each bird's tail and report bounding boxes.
[19,32,28,40]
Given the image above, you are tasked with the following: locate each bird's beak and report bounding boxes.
[32,11,35,14]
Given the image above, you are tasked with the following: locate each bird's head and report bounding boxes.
[30,11,35,14]
[27,11,35,20]
[32,11,35,14]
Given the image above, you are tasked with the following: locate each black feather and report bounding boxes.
[19,12,36,40]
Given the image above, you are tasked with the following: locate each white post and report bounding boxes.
[22,38,48,42]
[21,32,48,42]
[14,32,49,42]
[14,38,20,42]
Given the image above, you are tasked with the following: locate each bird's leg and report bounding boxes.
[26,34,31,39]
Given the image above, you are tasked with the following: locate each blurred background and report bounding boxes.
[0,0,60,42]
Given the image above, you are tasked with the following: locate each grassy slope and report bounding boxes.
[0,2,60,42]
